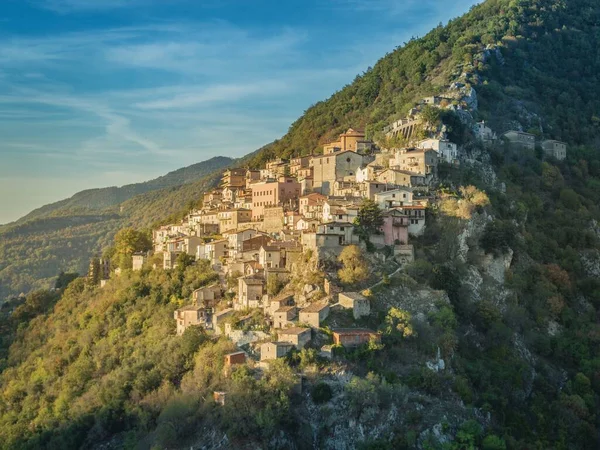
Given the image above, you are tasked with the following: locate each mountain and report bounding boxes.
[10,156,234,226]
[249,0,600,167]
[2,1,600,448]
[0,157,234,298]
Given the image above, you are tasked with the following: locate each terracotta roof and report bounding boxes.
[332,328,379,335]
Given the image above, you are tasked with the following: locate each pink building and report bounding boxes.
[381,209,409,245]
[251,176,301,220]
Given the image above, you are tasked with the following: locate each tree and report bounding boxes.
[383,307,414,338]
[354,199,384,242]
[338,245,369,285]
[111,228,152,269]
[266,274,285,296]
[55,272,79,290]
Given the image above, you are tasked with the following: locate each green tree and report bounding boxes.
[354,199,384,242]
[338,245,369,285]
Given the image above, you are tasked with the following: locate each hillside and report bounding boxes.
[249,0,600,167]
[0,157,233,298]
[2,0,600,448]
[11,156,233,226]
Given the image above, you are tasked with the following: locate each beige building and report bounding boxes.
[290,155,311,175]
[503,130,535,150]
[205,239,228,265]
[299,303,330,328]
[263,206,285,233]
[339,292,370,319]
[376,169,424,187]
[299,192,327,218]
[261,341,294,361]
[250,177,301,220]
[174,305,209,336]
[212,308,234,335]
[323,128,369,154]
[392,148,438,177]
[311,150,364,195]
[273,305,298,328]
[221,168,247,189]
[259,245,282,269]
[237,276,265,309]
[278,327,311,349]
[542,140,567,160]
[192,283,221,307]
[265,293,295,317]
[132,252,147,271]
[218,209,252,233]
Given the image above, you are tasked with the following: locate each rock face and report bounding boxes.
[581,249,600,278]
[482,248,514,284]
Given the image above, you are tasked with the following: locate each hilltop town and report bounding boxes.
[92,92,568,367]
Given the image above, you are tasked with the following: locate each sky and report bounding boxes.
[0,0,481,224]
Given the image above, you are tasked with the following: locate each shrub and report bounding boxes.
[311,382,333,404]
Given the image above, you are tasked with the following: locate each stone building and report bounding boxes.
[338,292,370,319]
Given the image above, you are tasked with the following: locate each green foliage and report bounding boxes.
[311,382,333,404]
[338,245,370,285]
[354,199,384,243]
[480,220,517,256]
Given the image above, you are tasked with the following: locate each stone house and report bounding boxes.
[418,139,459,165]
[221,168,247,189]
[212,308,235,335]
[273,305,298,328]
[322,128,367,154]
[237,276,265,310]
[261,341,295,361]
[226,229,261,259]
[132,252,147,271]
[473,121,496,143]
[374,187,414,210]
[218,208,252,233]
[296,217,320,232]
[503,130,535,150]
[290,155,311,175]
[318,222,357,246]
[391,148,438,178]
[192,283,222,307]
[542,140,567,161]
[376,169,424,187]
[174,305,210,336]
[265,293,295,317]
[263,206,286,233]
[299,192,327,218]
[278,327,311,349]
[358,181,397,200]
[310,150,364,195]
[338,292,370,319]
[205,239,228,265]
[299,302,330,328]
[259,245,282,269]
[332,328,381,348]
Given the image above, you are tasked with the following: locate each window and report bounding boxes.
[346,157,351,163]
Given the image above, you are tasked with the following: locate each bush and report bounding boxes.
[311,382,333,404]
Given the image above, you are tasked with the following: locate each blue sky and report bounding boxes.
[0,0,481,224]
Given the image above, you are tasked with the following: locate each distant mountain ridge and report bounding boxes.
[12,156,234,225]
[0,156,235,298]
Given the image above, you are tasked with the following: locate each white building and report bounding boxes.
[418,139,459,165]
